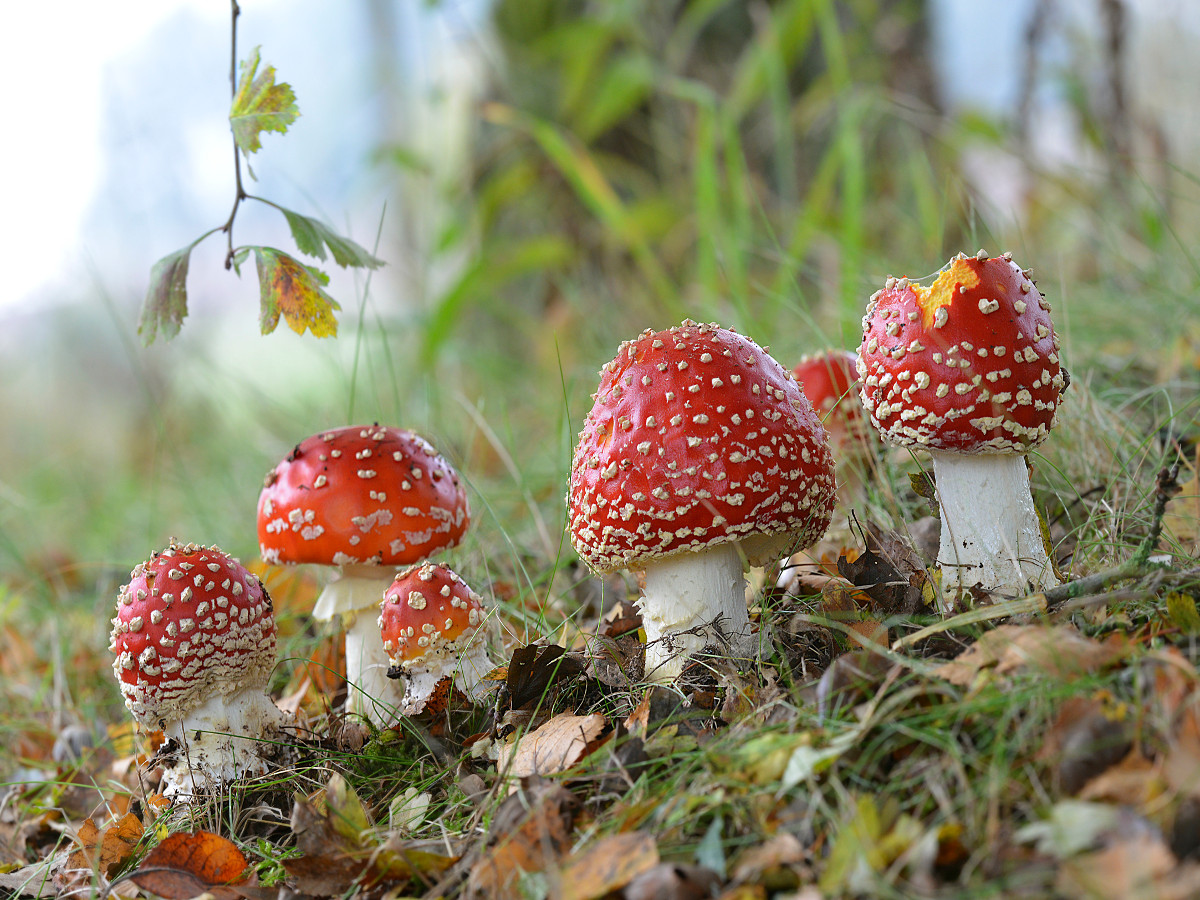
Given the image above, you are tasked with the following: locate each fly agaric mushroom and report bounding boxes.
[379,562,492,715]
[857,251,1067,599]
[568,320,837,681]
[109,541,287,797]
[793,349,875,504]
[257,425,469,724]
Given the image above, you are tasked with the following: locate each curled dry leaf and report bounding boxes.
[935,625,1133,687]
[622,862,723,900]
[497,713,608,780]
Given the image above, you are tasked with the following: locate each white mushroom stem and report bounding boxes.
[637,542,754,683]
[931,450,1059,602]
[160,689,287,798]
[314,568,404,725]
[399,638,494,715]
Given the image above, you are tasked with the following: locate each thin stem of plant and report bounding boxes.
[222,0,247,269]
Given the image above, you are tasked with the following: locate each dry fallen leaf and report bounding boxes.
[497,713,608,780]
[558,831,659,900]
[1056,831,1200,900]
[1162,448,1199,556]
[129,830,250,900]
[466,779,581,900]
[65,813,143,878]
[935,625,1132,686]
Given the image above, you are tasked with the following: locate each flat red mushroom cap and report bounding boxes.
[257,425,469,568]
[857,253,1066,453]
[109,542,276,726]
[379,563,484,665]
[568,320,837,573]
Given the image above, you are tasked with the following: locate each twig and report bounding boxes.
[221,0,247,269]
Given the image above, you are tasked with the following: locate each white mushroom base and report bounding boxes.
[931,450,1059,602]
[396,638,494,715]
[159,689,288,798]
[315,568,405,725]
[637,542,754,683]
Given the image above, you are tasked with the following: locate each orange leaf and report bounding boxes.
[130,831,249,899]
[66,813,143,877]
[559,831,659,900]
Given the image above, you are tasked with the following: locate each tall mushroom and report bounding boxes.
[857,251,1067,599]
[109,541,288,798]
[257,425,469,724]
[379,562,493,715]
[568,320,837,681]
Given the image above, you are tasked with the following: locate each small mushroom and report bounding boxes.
[857,251,1067,599]
[257,425,469,724]
[568,320,837,681]
[109,541,288,797]
[378,562,493,714]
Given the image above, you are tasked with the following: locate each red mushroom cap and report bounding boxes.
[792,349,869,451]
[109,542,276,726]
[857,252,1066,453]
[257,425,469,568]
[568,320,836,574]
[379,563,484,665]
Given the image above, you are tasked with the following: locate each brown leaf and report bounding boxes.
[1039,695,1134,795]
[498,713,608,779]
[558,831,659,900]
[1162,447,1199,555]
[466,779,581,900]
[836,521,933,615]
[730,831,807,888]
[504,644,585,710]
[1056,831,1200,900]
[130,831,249,899]
[65,813,143,877]
[623,862,722,900]
[935,625,1132,686]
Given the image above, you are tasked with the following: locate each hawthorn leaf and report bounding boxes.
[140,243,195,345]
[252,247,340,337]
[280,207,384,269]
[230,46,299,156]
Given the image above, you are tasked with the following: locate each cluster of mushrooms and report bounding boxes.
[109,250,1066,797]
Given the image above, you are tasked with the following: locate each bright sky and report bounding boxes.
[0,3,232,313]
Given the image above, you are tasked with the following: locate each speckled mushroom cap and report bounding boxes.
[378,563,484,666]
[568,320,837,574]
[110,542,276,726]
[857,252,1066,453]
[257,425,469,568]
[793,350,869,449]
